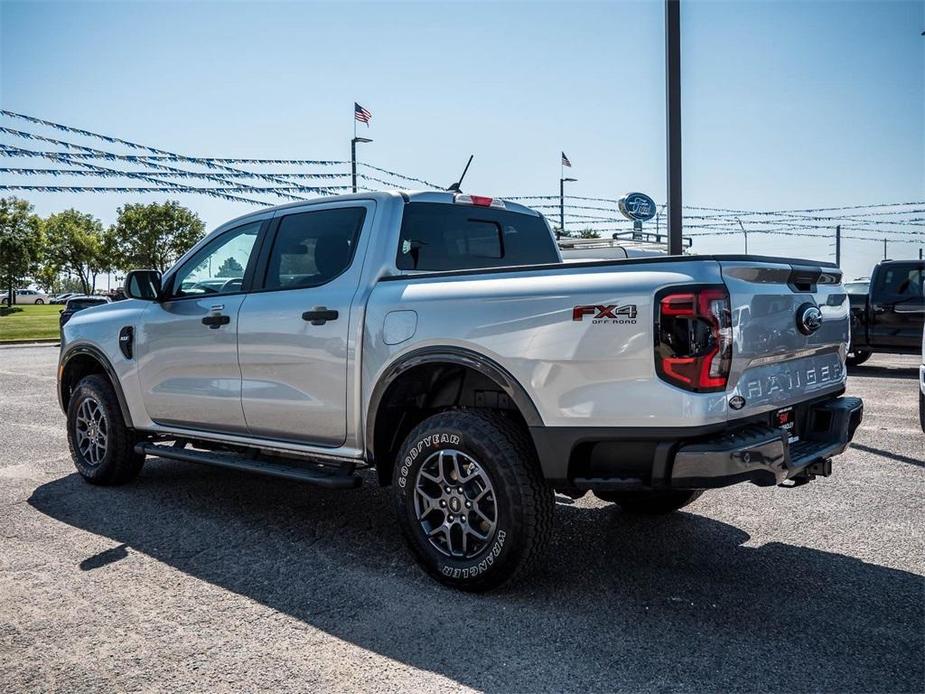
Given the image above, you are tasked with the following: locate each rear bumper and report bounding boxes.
[530,395,863,490]
[669,396,863,488]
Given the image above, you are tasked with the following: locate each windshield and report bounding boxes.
[844,281,869,294]
[397,202,559,271]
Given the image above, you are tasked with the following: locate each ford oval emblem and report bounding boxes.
[618,192,657,222]
[796,303,824,335]
[729,395,746,410]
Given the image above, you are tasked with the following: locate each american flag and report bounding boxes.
[355,102,372,126]
[561,151,572,167]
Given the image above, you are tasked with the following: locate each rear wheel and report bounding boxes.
[67,374,144,485]
[846,350,872,366]
[392,410,553,591]
[594,489,704,515]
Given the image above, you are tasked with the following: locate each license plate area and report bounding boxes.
[774,406,800,443]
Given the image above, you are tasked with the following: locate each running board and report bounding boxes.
[135,442,362,489]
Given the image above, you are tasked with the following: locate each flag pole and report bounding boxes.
[351,104,357,194]
[559,155,565,239]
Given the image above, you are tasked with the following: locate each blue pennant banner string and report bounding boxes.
[0,127,316,197]
[0,111,345,194]
[0,166,352,180]
[0,112,440,188]
[0,134,310,200]
[0,144,271,205]
[117,155,348,166]
[356,163,441,188]
[0,184,351,195]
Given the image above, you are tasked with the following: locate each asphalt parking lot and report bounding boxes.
[0,344,922,693]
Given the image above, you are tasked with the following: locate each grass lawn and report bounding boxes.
[0,304,61,342]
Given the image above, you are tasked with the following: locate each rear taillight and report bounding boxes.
[655,286,732,392]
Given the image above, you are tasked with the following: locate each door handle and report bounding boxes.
[302,307,339,326]
[201,314,231,329]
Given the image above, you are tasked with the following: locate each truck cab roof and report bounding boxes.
[219,190,542,231]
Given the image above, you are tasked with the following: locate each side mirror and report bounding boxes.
[123,269,162,301]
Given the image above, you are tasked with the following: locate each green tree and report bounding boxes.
[216,256,244,277]
[42,209,109,296]
[110,200,205,273]
[0,197,43,305]
[578,228,601,239]
[33,263,63,294]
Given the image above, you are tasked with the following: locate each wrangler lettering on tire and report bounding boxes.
[392,410,554,592]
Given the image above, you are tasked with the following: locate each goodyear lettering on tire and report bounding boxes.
[397,432,460,488]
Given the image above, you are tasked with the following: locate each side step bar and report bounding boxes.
[135,442,362,489]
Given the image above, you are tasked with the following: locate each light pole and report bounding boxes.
[665,0,683,255]
[351,136,373,194]
[559,177,577,238]
[735,217,748,254]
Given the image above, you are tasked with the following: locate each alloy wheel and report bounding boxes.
[413,449,498,559]
[75,397,109,466]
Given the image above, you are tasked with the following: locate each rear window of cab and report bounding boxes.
[396,202,559,271]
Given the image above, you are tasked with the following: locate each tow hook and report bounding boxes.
[779,458,832,488]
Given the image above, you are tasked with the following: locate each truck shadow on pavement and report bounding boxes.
[29,462,924,693]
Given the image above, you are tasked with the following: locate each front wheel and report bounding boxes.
[392,410,554,592]
[67,374,144,485]
[846,350,872,366]
[594,489,704,515]
[34,298,44,304]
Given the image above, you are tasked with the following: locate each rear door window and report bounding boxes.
[397,202,559,271]
[263,207,366,290]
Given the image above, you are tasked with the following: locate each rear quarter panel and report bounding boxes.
[363,260,731,429]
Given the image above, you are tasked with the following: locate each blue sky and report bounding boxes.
[1,0,922,281]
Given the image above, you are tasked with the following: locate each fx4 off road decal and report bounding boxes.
[572,304,638,325]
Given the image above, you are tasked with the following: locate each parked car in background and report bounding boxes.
[51,292,80,305]
[1,289,50,305]
[848,260,924,365]
[844,278,870,295]
[59,295,110,328]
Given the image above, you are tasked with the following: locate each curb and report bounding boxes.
[0,339,60,348]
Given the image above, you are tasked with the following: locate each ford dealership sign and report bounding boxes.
[618,192,657,222]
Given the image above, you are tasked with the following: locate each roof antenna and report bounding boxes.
[447,155,474,193]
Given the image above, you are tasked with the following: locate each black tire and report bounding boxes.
[34,298,44,304]
[594,489,704,515]
[846,350,872,366]
[67,374,144,485]
[392,410,554,592]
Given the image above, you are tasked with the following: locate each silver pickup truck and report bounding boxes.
[58,191,863,590]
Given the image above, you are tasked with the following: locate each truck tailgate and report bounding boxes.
[720,259,849,417]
